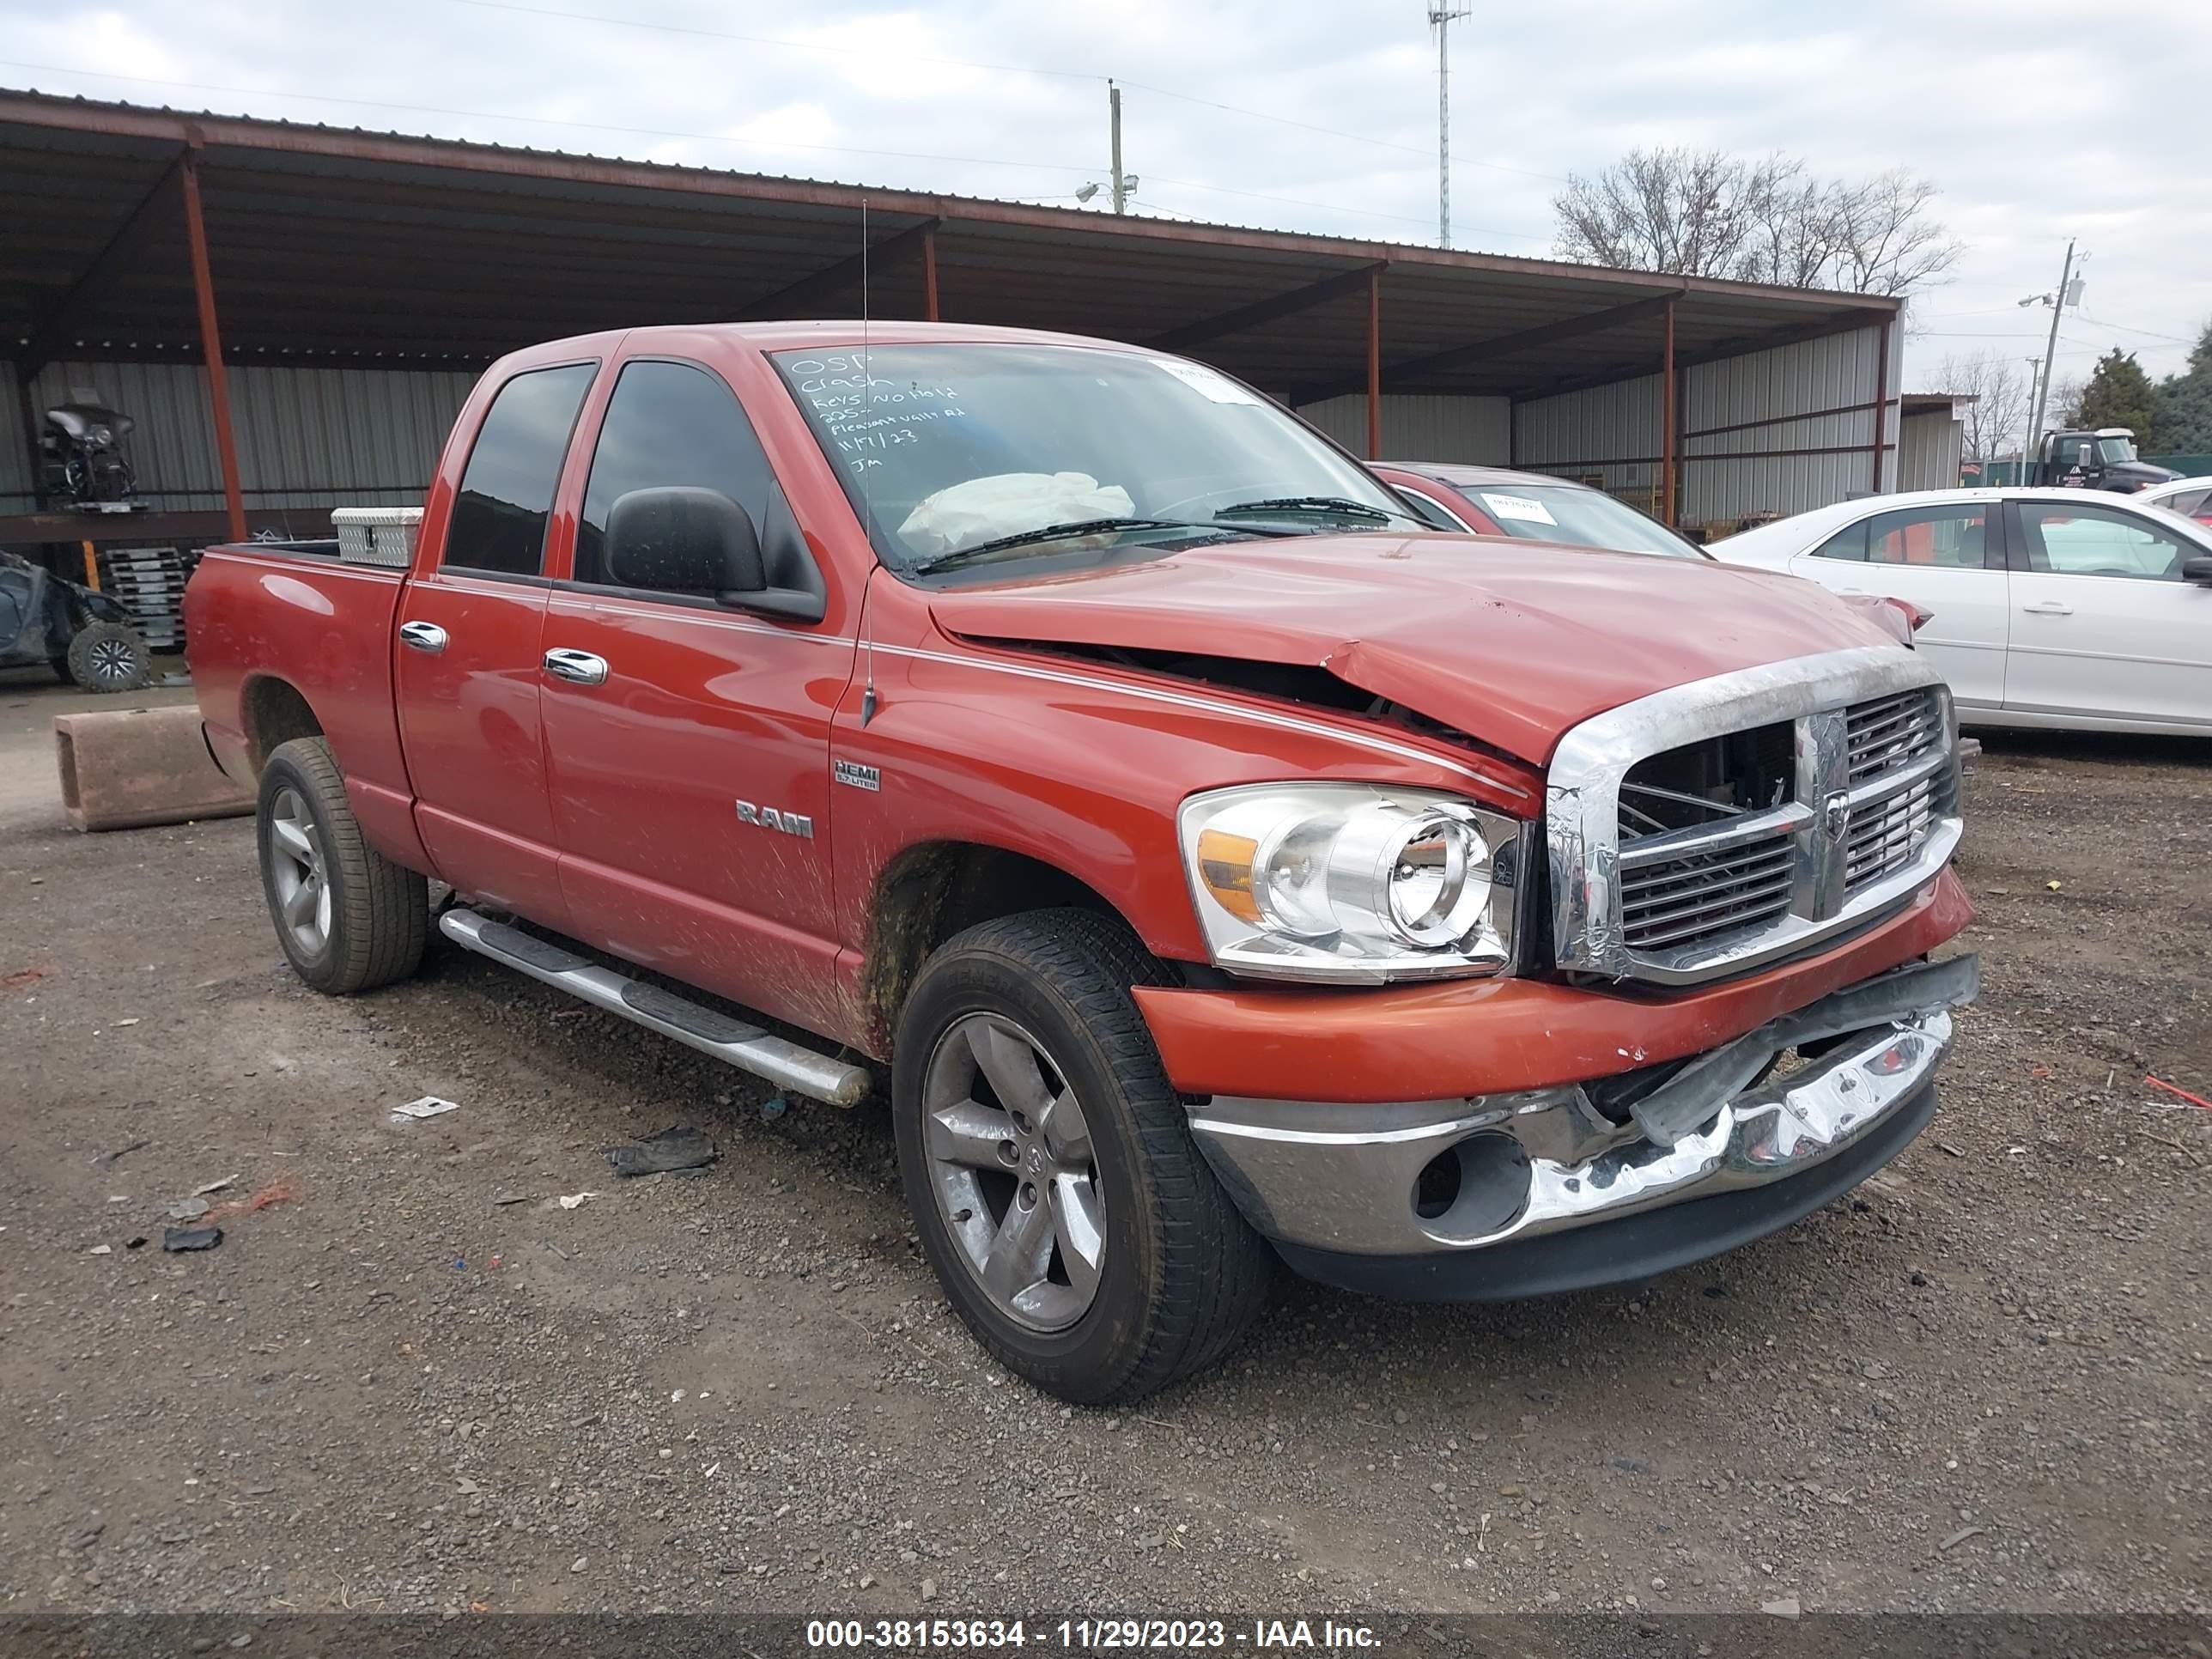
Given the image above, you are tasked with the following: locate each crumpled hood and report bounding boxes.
[927,533,1909,764]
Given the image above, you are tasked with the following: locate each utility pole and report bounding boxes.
[1109,81,1127,216]
[1428,5,1471,248]
[2022,238,2076,483]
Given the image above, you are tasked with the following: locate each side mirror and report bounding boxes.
[605,486,764,596]
[2183,556,2212,586]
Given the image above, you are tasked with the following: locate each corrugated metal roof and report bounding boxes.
[0,89,1899,401]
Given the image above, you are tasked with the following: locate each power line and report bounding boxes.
[0,58,1106,176]
[2069,313,2197,347]
[448,0,1097,82]
[444,0,1570,184]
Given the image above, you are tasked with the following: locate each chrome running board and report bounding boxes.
[438,907,871,1108]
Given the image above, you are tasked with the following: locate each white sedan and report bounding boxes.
[2139,476,2212,528]
[1708,488,2212,735]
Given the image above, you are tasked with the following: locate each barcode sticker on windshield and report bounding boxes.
[1152,359,1263,405]
[1479,492,1558,526]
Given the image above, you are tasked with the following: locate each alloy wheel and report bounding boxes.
[921,1012,1106,1333]
[88,635,140,687]
[267,787,331,955]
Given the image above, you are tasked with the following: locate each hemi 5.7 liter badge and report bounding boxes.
[833,759,881,792]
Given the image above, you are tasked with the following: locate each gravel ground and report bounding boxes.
[2,668,2207,1618]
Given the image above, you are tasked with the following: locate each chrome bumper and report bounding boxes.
[1188,955,1976,1259]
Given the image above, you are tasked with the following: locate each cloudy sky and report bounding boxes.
[6,0,2208,388]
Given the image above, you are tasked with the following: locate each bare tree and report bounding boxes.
[2047,374,2088,429]
[1934,350,2032,462]
[1553,149,1961,297]
[1552,148,1798,278]
[1826,170,1964,297]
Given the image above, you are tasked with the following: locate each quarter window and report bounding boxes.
[576,361,779,588]
[1394,486,1471,532]
[443,362,597,576]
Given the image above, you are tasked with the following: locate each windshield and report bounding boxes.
[1438,479,1705,559]
[2096,435,2139,465]
[771,343,1417,577]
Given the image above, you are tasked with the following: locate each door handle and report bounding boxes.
[2021,601,2073,617]
[398,620,448,653]
[543,647,610,686]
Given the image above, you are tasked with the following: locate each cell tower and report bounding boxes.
[1428,5,1472,248]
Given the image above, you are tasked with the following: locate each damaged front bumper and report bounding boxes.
[1188,953,1978,1301]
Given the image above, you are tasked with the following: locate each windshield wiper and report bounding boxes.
[911,517,1221,575]
[1213,495,1407,525]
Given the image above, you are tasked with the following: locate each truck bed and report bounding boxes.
[185,540,424,869]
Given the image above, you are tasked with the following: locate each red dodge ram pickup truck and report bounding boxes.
[187,321,1976,1403]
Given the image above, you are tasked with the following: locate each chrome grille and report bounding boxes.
[1845,763,1952,890]
[1846,688,1944,782]
[1620,836,1794,951]
[1553,650,1963,987]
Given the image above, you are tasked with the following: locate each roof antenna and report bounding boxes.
[858,196,879,727]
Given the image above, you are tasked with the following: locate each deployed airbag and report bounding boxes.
[898,471,1135,556]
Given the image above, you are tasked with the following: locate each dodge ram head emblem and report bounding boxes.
[1820,790,1851,842]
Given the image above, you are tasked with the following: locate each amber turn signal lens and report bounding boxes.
[1195,828,1261,923]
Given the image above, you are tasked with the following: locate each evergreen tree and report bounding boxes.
[2074,349,2158,440]
[2149,323,2212,453]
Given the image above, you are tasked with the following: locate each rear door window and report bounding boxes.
[2015,501,2190,581]
[443,362,598,577]
[574,360,781,590]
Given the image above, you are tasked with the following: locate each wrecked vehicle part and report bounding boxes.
[1188,957,1973,1277]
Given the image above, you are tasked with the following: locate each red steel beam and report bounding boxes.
[1365,267,1382,461]
[178,154,247,544]
[1871,318,1892,492]
[1661,296,1677,526]
[922,227,940,322]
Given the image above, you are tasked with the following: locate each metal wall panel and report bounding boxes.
[1294,394,1510,464]
[18,360,473,514]
[1897,410,1963,492]
[1510,372,1662,500]
[0,361,31,511]
[1511,324,1904,525]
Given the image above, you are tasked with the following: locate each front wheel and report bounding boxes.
[257,736,428,994]
[892,909,1274,1403]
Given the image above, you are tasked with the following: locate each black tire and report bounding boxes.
[892,909,1275,1403]
[65,621,151,692]
[256,736,428,994]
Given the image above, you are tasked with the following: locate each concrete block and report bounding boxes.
[54,705,254,833]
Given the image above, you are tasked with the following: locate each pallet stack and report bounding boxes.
[96,545,192,652]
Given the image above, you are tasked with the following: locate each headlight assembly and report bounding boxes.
[1177,783,1520,983]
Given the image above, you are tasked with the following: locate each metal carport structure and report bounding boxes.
[1,88,1904,550]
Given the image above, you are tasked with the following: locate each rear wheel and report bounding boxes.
[892,909,1274,1403]
[257,736,428,994]
[65,622,150,692]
